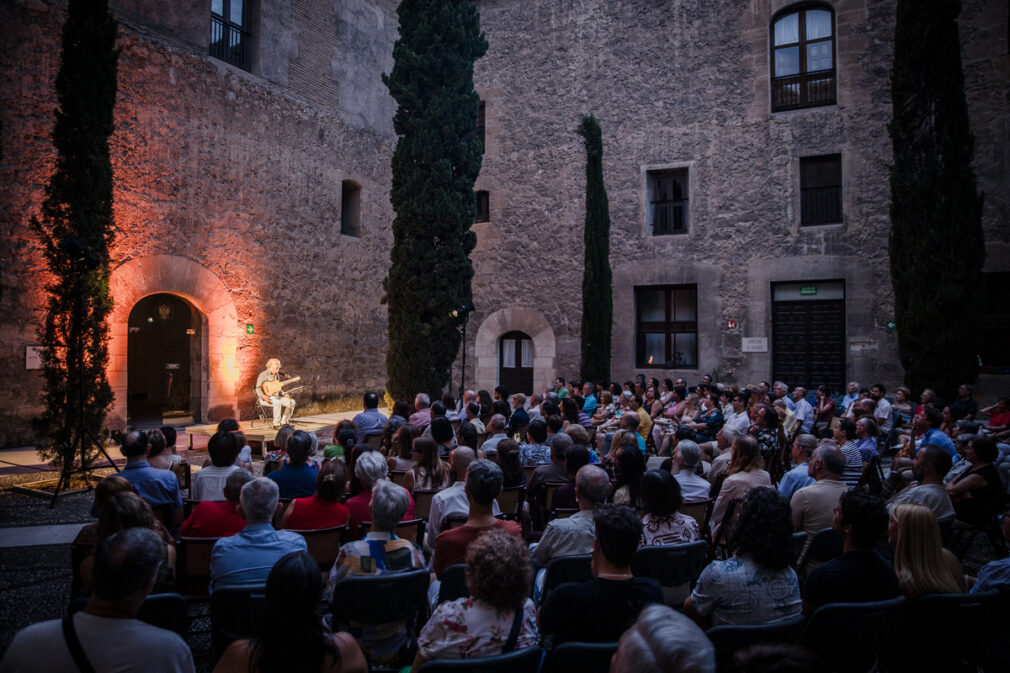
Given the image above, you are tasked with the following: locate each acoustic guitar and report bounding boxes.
[261,376,301,397]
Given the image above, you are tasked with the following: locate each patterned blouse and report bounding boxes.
[418,597,539,661]
[640,512,701,547]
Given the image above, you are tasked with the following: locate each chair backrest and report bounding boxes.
[69,592,190,637]
[497,485,525,521]
[980,588,1010,673]
[389,470,407,486]
[172,461,192,493]
[542,481,568,520]
[288,526,346,572]
[711,498,742,553]
[417,645,544,673]
[441,513,468,531]
[799,596,906,673]
[680,499,714,536]
[522,465,537,484]
[476,433,487,451]
[413,489,439,521]
[437,563,470,606]
[630,540,708,588]
[884,590,998,672]
[178,536,220,596]
[366,434,382,451]
[797,527,843,578]
[211,585,268,664]
[707,614,805,673]
[330,568,430,627]
[543,554,593,599]
[359,519,423,545]
[789,530,808,568]
[542,641,617,673]
[70,542,94,599]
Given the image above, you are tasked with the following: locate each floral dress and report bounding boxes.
[417,597,538,661]
[640,512,701,546]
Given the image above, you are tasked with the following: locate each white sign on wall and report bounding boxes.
[741,337,768,353]
[26,346,44,370]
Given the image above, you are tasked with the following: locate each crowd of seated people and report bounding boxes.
[7,375,1010,673]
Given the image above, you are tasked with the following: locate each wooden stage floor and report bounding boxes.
[185,409,368,449]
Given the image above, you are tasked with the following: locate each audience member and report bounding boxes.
[387,424,419,472]
[352,391,387,438]
[541,504,662,644]
[209,478,307,592]
[345,451,416,531]
[802,490,899,613]
[408,393,432,430]
[639,470,700,546]
[413,530,537,670]
[431,460,522,578]
[672,440,711,502]
[790,444,848,546]
[191,431,240,501]
[75,475,135,541]
[947,434,1001,526]
[497,438,525,487]
[426,447,499,548]
[889,504,965,598]
[610,603,715,673]
[214,551,366,673]
[778,434,817,501]
[551,444,591,510]
[519,419,551,466]
[971,513,1010,593]
[533,465,611,569]
[686,488,801,627]
[281,459,350,530]
[613,444,647,509]
[833,419,864,488]
[710,435,771,537]
[886,444,955,520]
[480,414,509,457]
[265,430,319,499]
[507,393,530,435]
[402,436,451,493]
[146,428,173,470]
[181,469,254,538]
[118,430,183,527]
[429,416,457,459]
[1,529,195,673]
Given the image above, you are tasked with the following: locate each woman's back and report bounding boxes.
[213,633,366,673]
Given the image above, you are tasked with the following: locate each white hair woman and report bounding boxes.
[343,451,417,531]
[611,604,715,673]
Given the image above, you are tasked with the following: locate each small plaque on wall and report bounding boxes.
[26,346,44,370]
[741,337,768,353]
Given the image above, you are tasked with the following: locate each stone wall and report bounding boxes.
[0,0,398,445]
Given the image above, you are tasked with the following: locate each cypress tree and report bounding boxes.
[31,0,119,467]
[578,115,613,383]
[888,0,985,401]
[382,0,488,401]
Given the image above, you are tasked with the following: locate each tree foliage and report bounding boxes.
[31,0,119,465]
[888,0,985,401]
[578,115,613,383]
[382,0,488,401]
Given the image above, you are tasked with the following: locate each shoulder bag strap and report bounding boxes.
[61,615,97,673]
[502,604,525,653]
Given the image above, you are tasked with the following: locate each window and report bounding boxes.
[647,168,689,235]
[635,285,698,368]
[341,180,361,237]
[476,101,486,154]
[475,190,489,223]
[800,154,842,224]
[771,5,836,111]
[211,0,251,71]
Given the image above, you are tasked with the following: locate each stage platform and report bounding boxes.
[185,408,376,454]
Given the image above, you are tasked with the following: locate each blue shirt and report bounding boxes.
[353,408,388,437]
[119,461,182,509]
[209,522,307,592]
[918,429,958,462]
[266,463,319,499]
[778,463,815,501]
[519,442,550,466]
[857,437,878,462]
[971,557,1010,593]
[583,395,598,414]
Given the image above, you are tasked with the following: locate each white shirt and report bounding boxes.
[723,410,751,436]
[425,482,500,551]
[793,399,815,434]
[191,464,240,501]
[875,398,893,433]
[675,471,712,502]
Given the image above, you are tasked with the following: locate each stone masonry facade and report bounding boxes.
[1,0,1006,446]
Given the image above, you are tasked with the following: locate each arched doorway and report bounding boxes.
[127,294,203,427]
[498,331,534,395]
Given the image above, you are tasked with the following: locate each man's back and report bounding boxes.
[533,509,595,567]
[1,612,194,673]
[432,520,522,578]
[119,461,182,509]
[210,522,307,591]
[791,479,848,536]
[540,577,662,644]
[265,462,318,499]
[802,550,900,610]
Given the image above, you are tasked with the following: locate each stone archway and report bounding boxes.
[107,255,242,429]
[474,307,556,394]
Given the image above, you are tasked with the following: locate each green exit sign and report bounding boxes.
[886,320,897,331]
[246,324,255,335]
[799,285,817,296]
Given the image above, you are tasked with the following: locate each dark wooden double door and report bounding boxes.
[772,300,845,391]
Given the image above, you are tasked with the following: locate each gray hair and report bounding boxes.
[795,433,818,455]
[677,440,702,469]
[813,445,845,476]
[240,477,279,522]
[466,459,504,507]
[92,528,164,601]
[370,480,408,530]
[355,451,388,490]
[488,413,507,433]
[223,469,254,501]
[551,432,573,459]
[575,464,611,507]
[616,604,715,673]
[415,393,431,408]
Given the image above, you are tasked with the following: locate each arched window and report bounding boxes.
[771,4,836,111]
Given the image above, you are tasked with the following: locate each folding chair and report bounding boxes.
[496,485,525,521]
[412,489,439,521]
[680,499,714,542]
[799,596,906,673]
[707,614,805,673]
[542,641,617,673]
[288,525,346,572]
[796,527,843,583]
[417,646,544,673]
[541,555,593,604]
[211,585,268,664]
[171,461,192,495]
[177,536,220,596]
[631,540,708,589]
[437,563,469,605]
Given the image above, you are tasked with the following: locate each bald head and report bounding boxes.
[450,446,476,477]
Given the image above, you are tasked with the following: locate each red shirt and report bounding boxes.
[431,519,523,578]
[284,495,350,530]
[345,486,417,531]
[180,500,245,538]
[990,411,1010,428]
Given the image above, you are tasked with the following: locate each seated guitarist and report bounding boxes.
[256,358,296,428]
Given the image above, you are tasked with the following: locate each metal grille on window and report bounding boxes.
[800,154,842,225]
[650,170,688,235]
[211,0,251,71]
[771,7,835,112]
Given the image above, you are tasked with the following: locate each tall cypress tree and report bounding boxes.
[888,0,985,401]
[578,115,613,382]
[31,0,119,467]
[383,0,488,401]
